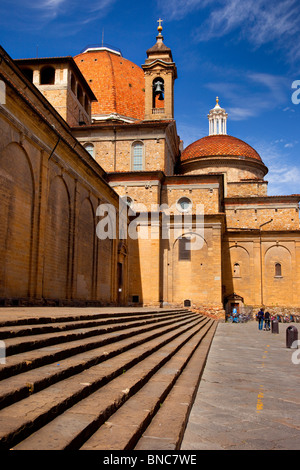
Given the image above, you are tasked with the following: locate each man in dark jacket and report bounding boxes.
[257,309,264,330]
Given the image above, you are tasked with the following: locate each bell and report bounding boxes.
[154,81,164,101]
[154,81,163,93]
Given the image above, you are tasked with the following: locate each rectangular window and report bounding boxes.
[275,263,282,277]
[179,237,191,261]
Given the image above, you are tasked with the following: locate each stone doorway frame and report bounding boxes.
[224,293,244,318]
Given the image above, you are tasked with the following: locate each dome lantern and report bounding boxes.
[208,97,228,136]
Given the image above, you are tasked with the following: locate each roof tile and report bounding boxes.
[181,135,262,162]
[74,50,145,120]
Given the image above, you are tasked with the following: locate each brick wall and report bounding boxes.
[225,205,299,231]
[222,233,300,308]
[227,181,268,197]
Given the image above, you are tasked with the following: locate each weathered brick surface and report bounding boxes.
[0,142,33,298]
[179,162,266,187]
[75,131,175,175]
[15,59,93,127]
[227,180,268,197]
[225,202,299,231]
[0,51,121,306]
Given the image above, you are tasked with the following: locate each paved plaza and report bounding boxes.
[181,320,300,450]
[1,307,299,451]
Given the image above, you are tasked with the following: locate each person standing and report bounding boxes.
[257,308,264,330]
[264,311,270,331]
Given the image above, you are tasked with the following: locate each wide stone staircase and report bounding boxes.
[0,308,217,450]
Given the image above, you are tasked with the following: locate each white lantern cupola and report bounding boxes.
[208,97,228,135]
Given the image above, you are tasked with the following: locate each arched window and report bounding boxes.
[132,142,144,171]
[275,263,282,277]
[84,143,94,158]
[40,66,55,85]
[152,77,164,109]
[233,263,241,277]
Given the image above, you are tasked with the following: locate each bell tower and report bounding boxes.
[142,20,177,120]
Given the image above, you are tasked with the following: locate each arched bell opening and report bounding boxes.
[152,77,164,109]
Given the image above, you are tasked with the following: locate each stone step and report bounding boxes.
[2,311,192,356]
[80,320,216,450]
[0,313,209,449]
[10,318,213,450]
[0,309,187,328]
[0,309,188,338]
[0,311,196,380]
[135,321,218,450]
[0,313,202,410]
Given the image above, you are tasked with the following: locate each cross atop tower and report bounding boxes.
[157,18,163,35]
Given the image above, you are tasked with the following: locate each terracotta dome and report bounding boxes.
[74,47,145,121]
[181,135,262,163]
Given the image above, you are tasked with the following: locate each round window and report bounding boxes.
[121,196,133,208]
[177,197,192,212]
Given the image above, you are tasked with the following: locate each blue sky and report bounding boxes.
[1,0,300,196]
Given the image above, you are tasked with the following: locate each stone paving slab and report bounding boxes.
[181,321,300,451]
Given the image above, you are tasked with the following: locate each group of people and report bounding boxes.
[229,306,293,329]
[256,308,271,331]
[227,307,251,323]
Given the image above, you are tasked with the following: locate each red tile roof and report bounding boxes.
[74,49,145,120]
[181,135,262,162]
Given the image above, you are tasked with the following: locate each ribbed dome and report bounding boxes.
[181,135,262,163]
[74,48,145,121]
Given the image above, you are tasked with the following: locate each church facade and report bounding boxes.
[0,24,299,319]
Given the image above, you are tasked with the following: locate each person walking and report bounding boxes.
[257,308,264,330]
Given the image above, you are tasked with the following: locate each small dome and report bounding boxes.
[74,47,145,121]
[181,135,262,163]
